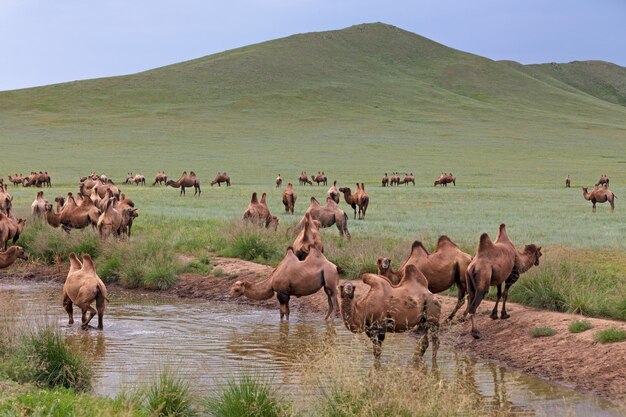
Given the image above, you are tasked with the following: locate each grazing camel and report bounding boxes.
[63,253,108,330]
[8,175,24,187]
[326,180,340,204]
[123,173,134,184]
[166,171,201,196]
[582,186,616,212]
[293,212,323,260]
[0,211,26,250]
[275,174,283,188]
[464,224,542,339]
[296,197,350,239]
[311,172,328,186]
[211,172,231,187]
[132,174,146,186]
[23,171,51,188]
[282,183,297,215]
[377,236,472,321]
[31,191,48,218]
[339,265,441,360]
[598,175,609,187]
[381,173,389,187]
[0,246,29,269]
[298,172,312,186]
[152,171,168,186]
[400,173,415,186]
[339,183,369,220]
[229,247,340,321]
[434,173,456,187]
[243,192,279,229]
[565,175,571,188]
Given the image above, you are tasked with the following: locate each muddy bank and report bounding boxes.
[3,257,626,404]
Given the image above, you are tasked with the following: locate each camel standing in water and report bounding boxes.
[166,171,201,196]
[582,186,616,212]
[63,253,108,330]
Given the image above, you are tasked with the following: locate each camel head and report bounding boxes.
[14,246,29,261]
[339,282,355,299]
[229,281,245,298]
[44,203,54,212]
[338,187,351,195]
[269,216,279,230]
[523,244,543,266]
[377,257,392,274]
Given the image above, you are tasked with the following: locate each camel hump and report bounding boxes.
[478,233,494,253]
[361,183,365,190]
[411,240,429,255]
[260,193,267,204]
[403,265,429,287]
[496,223,511,243]
[81,254,96,274]
[362,273,391,290]
[68,253,82,273]
[436,235,457,249]
[251,192,258,203]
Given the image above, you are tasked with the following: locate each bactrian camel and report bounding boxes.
[63,253,108,330]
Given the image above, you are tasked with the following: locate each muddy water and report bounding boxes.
[1,282,622,417]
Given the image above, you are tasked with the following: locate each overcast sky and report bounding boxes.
[1,0,624,91]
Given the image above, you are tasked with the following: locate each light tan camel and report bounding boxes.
[132,174,146,186]
[339,265,441,360]
[377,236,472,321]
[0,246,29,268]
[275,174,282,188]
[210,172,231,187]
[464,224,542,339]
[282,183,297,215]
[31,191,48,218]
[166,171,201,196]
[0,210,26,250]
[58,193,101,233]
[96,198,138,239]
[8,175,24,187]
[63,253,108,330]
[44,203,62,228]
[326,180,340,204]
[152,171,168,186]
[296,197,350,239]
[229,247,340,321]
[293,212,323,260]
[243,192,279,229]
[582,186,616,212]
[339,183,369,220]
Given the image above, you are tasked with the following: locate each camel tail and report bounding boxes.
[466,267,482,315]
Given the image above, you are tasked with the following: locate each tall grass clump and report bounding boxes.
[204,374,287,417]
[145,370,196,417]
[569,320,593,333]
[218,223,288,264]
[594,328,626,344]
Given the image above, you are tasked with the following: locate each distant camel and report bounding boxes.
[326,180,340,204]
[152,171,168,186]
[211,172,231,187]
[276,174,283,188]
[565,175,571,188]
[381,173,389,187]
[339,183,369,220]
[311,172,327,186]
[598,175,609,187]
[166,171,201,196]
[295,197,350,239]
[299,172,312,186]
[243,192,279,229]
[282,183,297,215]
[582,186,616,212]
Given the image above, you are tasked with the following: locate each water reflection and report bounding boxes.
[0,282,622,417]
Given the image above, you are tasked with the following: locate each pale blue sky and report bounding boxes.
[1,0,624,91]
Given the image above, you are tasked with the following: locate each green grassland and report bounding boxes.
[1,23,626,319]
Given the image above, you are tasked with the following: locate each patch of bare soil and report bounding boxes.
[2,257,625,403]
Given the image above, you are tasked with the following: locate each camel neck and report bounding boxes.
[340,297,358,332]
[516,251,536,274]
[243,277,275,300]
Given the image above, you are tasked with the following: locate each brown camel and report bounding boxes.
[0,210,26,250]
[339,265,441,360]
[326,180,340,204]
[298,172,312,186]
[123,173,134,184]
[401,173,415,186]
[211,172,231,187]
[381,173,389,187]
[275,174,282,188]
[464,224,542,339]
[229,247,340,321]
[24,171,51,188]
[311,172,327,186]
[282,183,297,215]
[96,198,138,239]
[390,172,400,186]
[582,186,616,212]
[63,253,107,330]
[132,174,146,186]
[0,246,29,269]
[296,197,350,239]
[115,194,138,238]
[377,236,472,321]
[166,171,201,196]
[152,171,168,186]
[598,175,609,187]
[293,212,323,260]
[0,185,13,214]
[243,192,279,229]
[565,175,571,188]
[339,183,369,220]
[58,193,101,233]
[44,203,62,228]
[434,173,456,187]
[31,191,48,218]
[8,175,24,187]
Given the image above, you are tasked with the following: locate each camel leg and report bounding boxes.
[79,303,97,329]
[447,285,466,322]
[490,284,502,320]
[468,289,486,339]
[180,187,184,196]
[63,294,74,325]
[500,282,514,319]
[96,294,106,330]
[277,292,290,321]
[430,323,440,360]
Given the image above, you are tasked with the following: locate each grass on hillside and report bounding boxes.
[594,328,626,344]
[531,327,557,338]
[569,320,593,333]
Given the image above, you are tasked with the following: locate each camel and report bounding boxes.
[44,203,62,228]
[243,192,279,229]
[210,172,231,187]
[0,211,26,250]
[583,186,616,212]
[326,180,340,204]
[0,246,29,269]
[115,194,138,238]
[275,174,282,188]
[293,212,323,260]
[123,173,134,184]
[381,173,389,187]
[8,174,24,187]
[96,197,138,239]
[339,183,369,220]
[58,193,101,233]
[390,172,400,186]
[400,173,415,186]
[166,171,201,196]
[83,180,120,200]
[377,236,472,321]
[152,171,168,186]
[565,175,571,188]
[0,185,12,214]
[434,173,456,187]
[282,183,297,215]
[229,247,339,321]
[23,171,51,188]
[63,253,108,330]
[598,175,609,187]
[31,191,48,218]
[299,172,313,186]
[339,265,441,360]
[132,174,146,186]
[311,172,327,186]
[464,224,542,339]
[296,197,350,239]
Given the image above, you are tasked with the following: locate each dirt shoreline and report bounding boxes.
[2,257,625,404]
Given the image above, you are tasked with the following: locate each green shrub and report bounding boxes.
[204,375,286,417]
[531,327,556,338]
[146,370,196,417]
[594,328,626,344]
[569,320,593,333]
